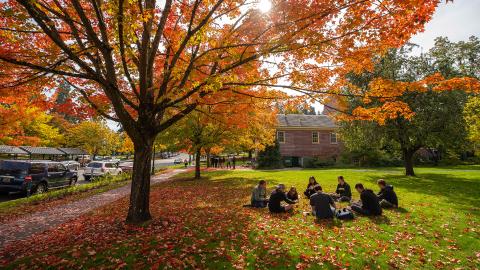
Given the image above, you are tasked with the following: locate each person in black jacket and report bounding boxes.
[310,185,336,219]
[286,186,299,203]
[269,184,296,213]
[377,179,398,208]
[331,176,352,202]
[350,183,382,216]
[304,176,320,198]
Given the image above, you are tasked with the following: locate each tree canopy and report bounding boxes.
[66,121,120,157]
[339,37,480,176]
[0,0,446,222]
[464,96,480,149]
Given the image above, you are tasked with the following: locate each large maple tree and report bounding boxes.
[0,0,439,222]
[173,88,277,178]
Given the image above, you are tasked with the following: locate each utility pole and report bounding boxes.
[151,144,155,175]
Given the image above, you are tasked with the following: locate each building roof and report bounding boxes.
[58,148,87,155]
[19,146,65,155]
[0,145,29,155]
[277,114,337,129]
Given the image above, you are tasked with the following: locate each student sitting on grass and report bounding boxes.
[350,183,382,216]
[286,186,299,203]
[377,179,398,208]
[331,176,352,202]
[304,176,320,198]
[269,184,296,213]
[310,185,336,219]
[251,180,268,208]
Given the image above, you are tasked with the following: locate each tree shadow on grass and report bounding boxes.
[267,212,295,221]
[366,173,480,216]
[367,215,391,225]
[314,218,344,228]
[390,207,409,213]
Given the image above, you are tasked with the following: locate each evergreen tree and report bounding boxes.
[257,141,283,169]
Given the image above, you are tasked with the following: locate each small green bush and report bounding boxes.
[303,157,336,168]
[340,150,403,167]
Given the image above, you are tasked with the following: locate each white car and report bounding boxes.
[83,161,122,181]
[61,160,81,171]
[174,158,183,164]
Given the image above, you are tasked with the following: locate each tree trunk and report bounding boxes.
[403,149,416,176]
[195,148,201,179]
[126,139,153,223]
[206,149,211,168]
[248,150,252,159]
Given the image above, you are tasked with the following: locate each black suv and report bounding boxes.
[0,160,77,195]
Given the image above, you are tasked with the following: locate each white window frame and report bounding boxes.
[277,131,285,143]
[330,132,338,144]
[312,131,319,144]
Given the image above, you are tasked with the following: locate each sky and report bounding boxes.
[410,0,480,54]
[313,0,480,113]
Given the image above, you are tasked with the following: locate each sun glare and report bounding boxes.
[258,0,272,13]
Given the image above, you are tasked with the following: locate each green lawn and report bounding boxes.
[1,167,479,269]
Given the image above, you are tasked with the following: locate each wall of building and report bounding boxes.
[277,129,342,161]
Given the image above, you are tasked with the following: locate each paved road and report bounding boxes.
[0,153,191,203]
[120,152,191,169]
[0,169,184,248]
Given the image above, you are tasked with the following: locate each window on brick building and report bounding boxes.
[277,131,285,143]
[330,132,338,144]
[312,131,319,144]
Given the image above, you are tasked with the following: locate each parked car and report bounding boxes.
[75,155,91,166]
[173,158,183,164]
[83,161,122,181]
[118,162,133,173]
[61,160,81,171]
[0,160,77,195]
[107,158,121,164]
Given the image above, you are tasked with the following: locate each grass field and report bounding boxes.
[1,167,479,269]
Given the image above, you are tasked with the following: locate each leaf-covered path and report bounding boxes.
[0,169,184,249]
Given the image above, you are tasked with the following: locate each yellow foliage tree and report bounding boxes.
[66,121,119,158]
[464,96,480,149]
[0,107,64,147]
[118,133,134,156]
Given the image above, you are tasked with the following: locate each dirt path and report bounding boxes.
[0,169,184,248]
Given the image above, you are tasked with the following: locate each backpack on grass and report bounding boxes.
[335,208,354,220]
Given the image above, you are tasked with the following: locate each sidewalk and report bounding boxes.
[0,169,184,248]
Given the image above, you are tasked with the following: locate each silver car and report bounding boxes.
[61,161,81,171]
[83,161,122,181]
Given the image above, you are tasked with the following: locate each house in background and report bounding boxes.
[276,114,342,167]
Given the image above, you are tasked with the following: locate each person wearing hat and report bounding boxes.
[268,184,296,213]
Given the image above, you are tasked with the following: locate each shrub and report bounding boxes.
[340,150,403,167]
[257,141,283,169]
[303,157,336,168]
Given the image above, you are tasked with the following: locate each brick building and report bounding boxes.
[276,114,342,167]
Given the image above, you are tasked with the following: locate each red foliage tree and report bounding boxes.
[0,0,439,222]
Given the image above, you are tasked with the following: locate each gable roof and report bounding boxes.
[19,146,65,155]
[58,148,87,155]
[277,114,337,129]
[0,145,28,155]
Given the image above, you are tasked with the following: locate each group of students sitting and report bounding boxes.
[250,176,398,219]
